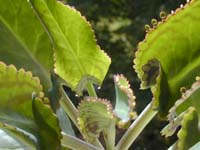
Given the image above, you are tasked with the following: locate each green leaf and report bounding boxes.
[0,61,41,130]
[0,0,54,91]
[164,107,200,150]
[134,0,200,117]
[78,97,116,149]
[177,107,200,150]
[29,0,111,91]
[162,79,200,137]
[32,97,62,150]
[0,123,36,149]
[168,78,200,121]
[114,74,137,126]
[0,62,62,149]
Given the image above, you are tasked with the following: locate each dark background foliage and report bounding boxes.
[63,0,185,149]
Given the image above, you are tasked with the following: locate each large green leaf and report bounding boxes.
[0,62,42,128]
[29,0,111,91]
[0,62,62,149]
[0,0,53,91]
[134,0,200,117]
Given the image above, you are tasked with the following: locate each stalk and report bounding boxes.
[116,101,158,150]
[61,132,102,150]
[59,86,78,128]
[86,83,97,97]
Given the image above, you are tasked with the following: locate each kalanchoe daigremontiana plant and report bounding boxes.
[0,0,200,149]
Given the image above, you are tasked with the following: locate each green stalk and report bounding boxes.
[61,132,102,150]
[116,101,158,150]
[86,83,97,97]
[59,86,78,128]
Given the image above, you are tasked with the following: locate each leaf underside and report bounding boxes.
[29,0,111,92]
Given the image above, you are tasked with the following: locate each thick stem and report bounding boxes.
[61,132,102,150]
[116,101,158,150]
[86,83,97,97]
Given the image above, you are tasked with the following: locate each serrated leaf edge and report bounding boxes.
[77,97,115,141]
[78,97,114,118]
[0,61,43,92]
[133,0,194,85]
[52,3,111,90]
[114,74,137,124]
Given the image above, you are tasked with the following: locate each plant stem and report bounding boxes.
[116,101,158,150]
[86,83,97,97]
[61,132,102,150]
[59,86,78,128]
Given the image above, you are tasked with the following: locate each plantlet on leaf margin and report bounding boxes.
[134,0,200,117]
[162,78,200,149]
[1,0,200,149]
